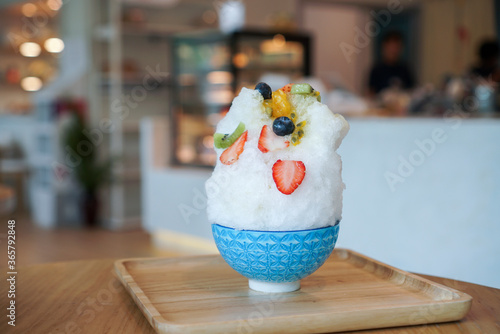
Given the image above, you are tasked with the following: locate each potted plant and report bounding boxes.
[63,111,112,227]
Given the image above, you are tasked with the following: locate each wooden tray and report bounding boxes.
[114,249,472,334]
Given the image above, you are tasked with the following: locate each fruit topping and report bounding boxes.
[255,82,272,100]
[280,83,293,93]
[272,160,306,195]
[296,120,307,128]
[214,122,246,149]
[263,99,273,117]
[291,83,313,94]
[273,116,295,136]
[258,125,290,153]
[314,90,321,102]
[291,120,307,146]
[271,89,291,117]
[220,131,248,165]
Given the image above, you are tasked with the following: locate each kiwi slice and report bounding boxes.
[213,122,246,149]
[291,83,313,94]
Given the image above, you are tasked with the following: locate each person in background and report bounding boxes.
[368,31,415,95]
[470,39,500,82]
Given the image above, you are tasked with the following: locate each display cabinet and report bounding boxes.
[171,29,311,167]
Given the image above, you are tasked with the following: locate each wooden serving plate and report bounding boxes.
[114,249,472,334]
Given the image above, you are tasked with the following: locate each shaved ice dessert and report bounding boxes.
[207,82,349,292]
[206,83,349,231]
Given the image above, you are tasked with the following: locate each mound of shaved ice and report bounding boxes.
[205,87,349,231]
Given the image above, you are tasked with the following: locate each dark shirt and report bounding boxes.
[369,62,414,94]
[470,65,497,79]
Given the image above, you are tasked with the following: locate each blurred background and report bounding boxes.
[0,0,499,288]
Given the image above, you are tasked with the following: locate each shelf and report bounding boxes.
[94,23,194,40]
[122,121,140,133]
[236,65,304,72]
[121,23,195,37]
[116,167,141,182]
[0,51,60,60]
[176,66,232,75]
[0,109,31,115]
[177,101,229,108]
[99,75,172,90]
[0,83,24,90]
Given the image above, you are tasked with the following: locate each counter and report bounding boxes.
[141,116,500,288]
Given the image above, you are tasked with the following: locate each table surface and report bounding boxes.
[1,258,499,334]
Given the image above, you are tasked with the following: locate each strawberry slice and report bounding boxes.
[272,160,306,195]
[220,131,247,165]
[258,125,290,153]
[280,83,293,93]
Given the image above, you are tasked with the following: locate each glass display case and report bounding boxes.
[171,29,311,167]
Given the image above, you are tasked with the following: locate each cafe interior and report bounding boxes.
[0,0,499,300]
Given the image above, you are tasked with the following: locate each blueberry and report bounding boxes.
[273,117,295,136]
[255,82,272,100]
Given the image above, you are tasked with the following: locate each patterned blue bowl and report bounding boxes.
[212,223,339,292]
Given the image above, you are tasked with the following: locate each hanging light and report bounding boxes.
[21,77,43,92]
[44,38,64,53]
[19,42,41,57]
[22,3,37,17]
[46,0,62,11]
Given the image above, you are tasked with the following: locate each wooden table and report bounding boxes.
[1,259,499,333]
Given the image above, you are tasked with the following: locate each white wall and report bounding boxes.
[140,118,213,240]
[0,115,35,154]
[420,0,496,86]
[302,2,373,94]
[245,0,297,29]
[339,117,500,289]
[142,117,500,288]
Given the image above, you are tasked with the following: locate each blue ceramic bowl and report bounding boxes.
[212,223,339,292]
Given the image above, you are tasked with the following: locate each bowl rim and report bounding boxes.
[212,221,340,234]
